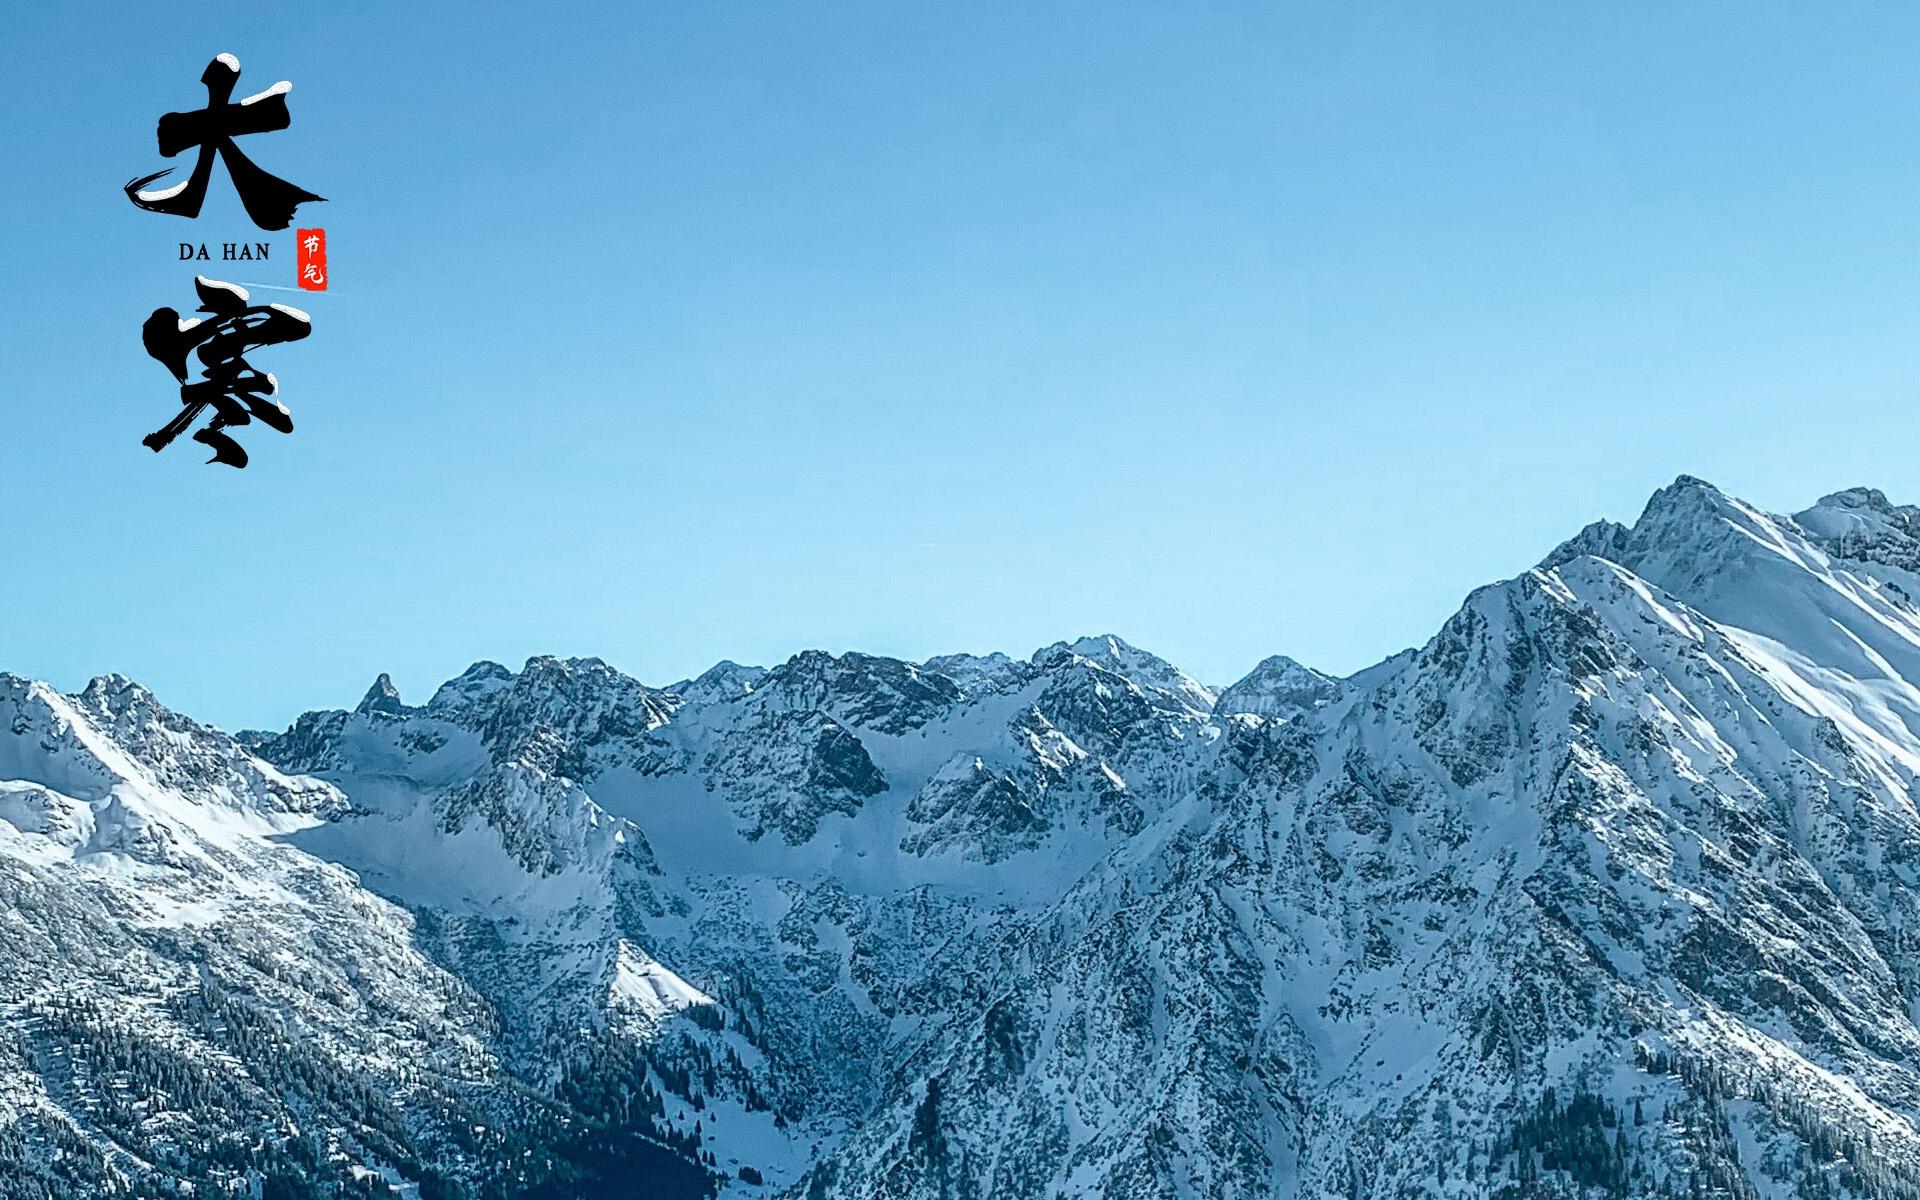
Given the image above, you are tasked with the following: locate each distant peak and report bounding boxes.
[511,655,649,693]
[356,673,406,715]
[1066,634,1132,659]
[1638,473,1735,519]
[1813,486,1894,512]
[672,660,768,704]
[1034,634,1217,709]
[1215,655,1341,719]
[1538,519,1631,571]
[1793,484,1920,568]
[501,656,663,713]
[523,654,609,674]
[1247,653,1318,676]
[425,660,514,712]
[769,649,930,681]
[920,651,1028,696]
[80,673,150,701]
[1537,475,1753,574]
[72,674,163,722]
[1034,634,1143,667]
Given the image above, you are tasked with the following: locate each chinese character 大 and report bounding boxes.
[124,53,325,232]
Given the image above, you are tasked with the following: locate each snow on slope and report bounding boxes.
[0,673,526,1197]
[12,477,1920,1198]
[788,479,1920,1199]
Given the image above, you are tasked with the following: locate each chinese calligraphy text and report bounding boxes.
[124,54,325,232]
[140,277,311,469]
[297,228,328,291]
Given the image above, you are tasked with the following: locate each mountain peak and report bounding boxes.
[1215,654,1341,720]
[1814,485,1895,512]
[1032,633,1147,668]
[671,659,768,706]
[356,672,406,715]
[1635,472,1738,522]
[521,654,612,677]
[921,650,1028,695]
[77,672,156,710]
[1060,633,1134,660]
[1538,474,1779,586]
[1033,634,1217,711]
[1537,516,1629,569]
[754,649,962,733]
[1795,483,1920,574]
[425,660,514,714]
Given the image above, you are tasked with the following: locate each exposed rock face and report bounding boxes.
[9,478,1920,1198]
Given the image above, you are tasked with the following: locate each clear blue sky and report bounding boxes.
[5,2,1920,731]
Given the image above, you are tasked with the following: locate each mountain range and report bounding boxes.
[6,477,1920,1198]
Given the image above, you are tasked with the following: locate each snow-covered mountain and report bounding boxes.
[9,477,1920,1198]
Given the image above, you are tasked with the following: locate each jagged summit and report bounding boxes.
[75,672,151,702]
[423,657,514,712]
[1796,485,1920,575]
[1814,484,1897,511]
[355,671,406,714]
[668,659,767,705]
[921,649,1025,695]
[1032,632,1218,712]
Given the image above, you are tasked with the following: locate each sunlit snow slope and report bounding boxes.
[7,478,1920,1199]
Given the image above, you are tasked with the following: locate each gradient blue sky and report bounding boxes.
[6,2,1920,731]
